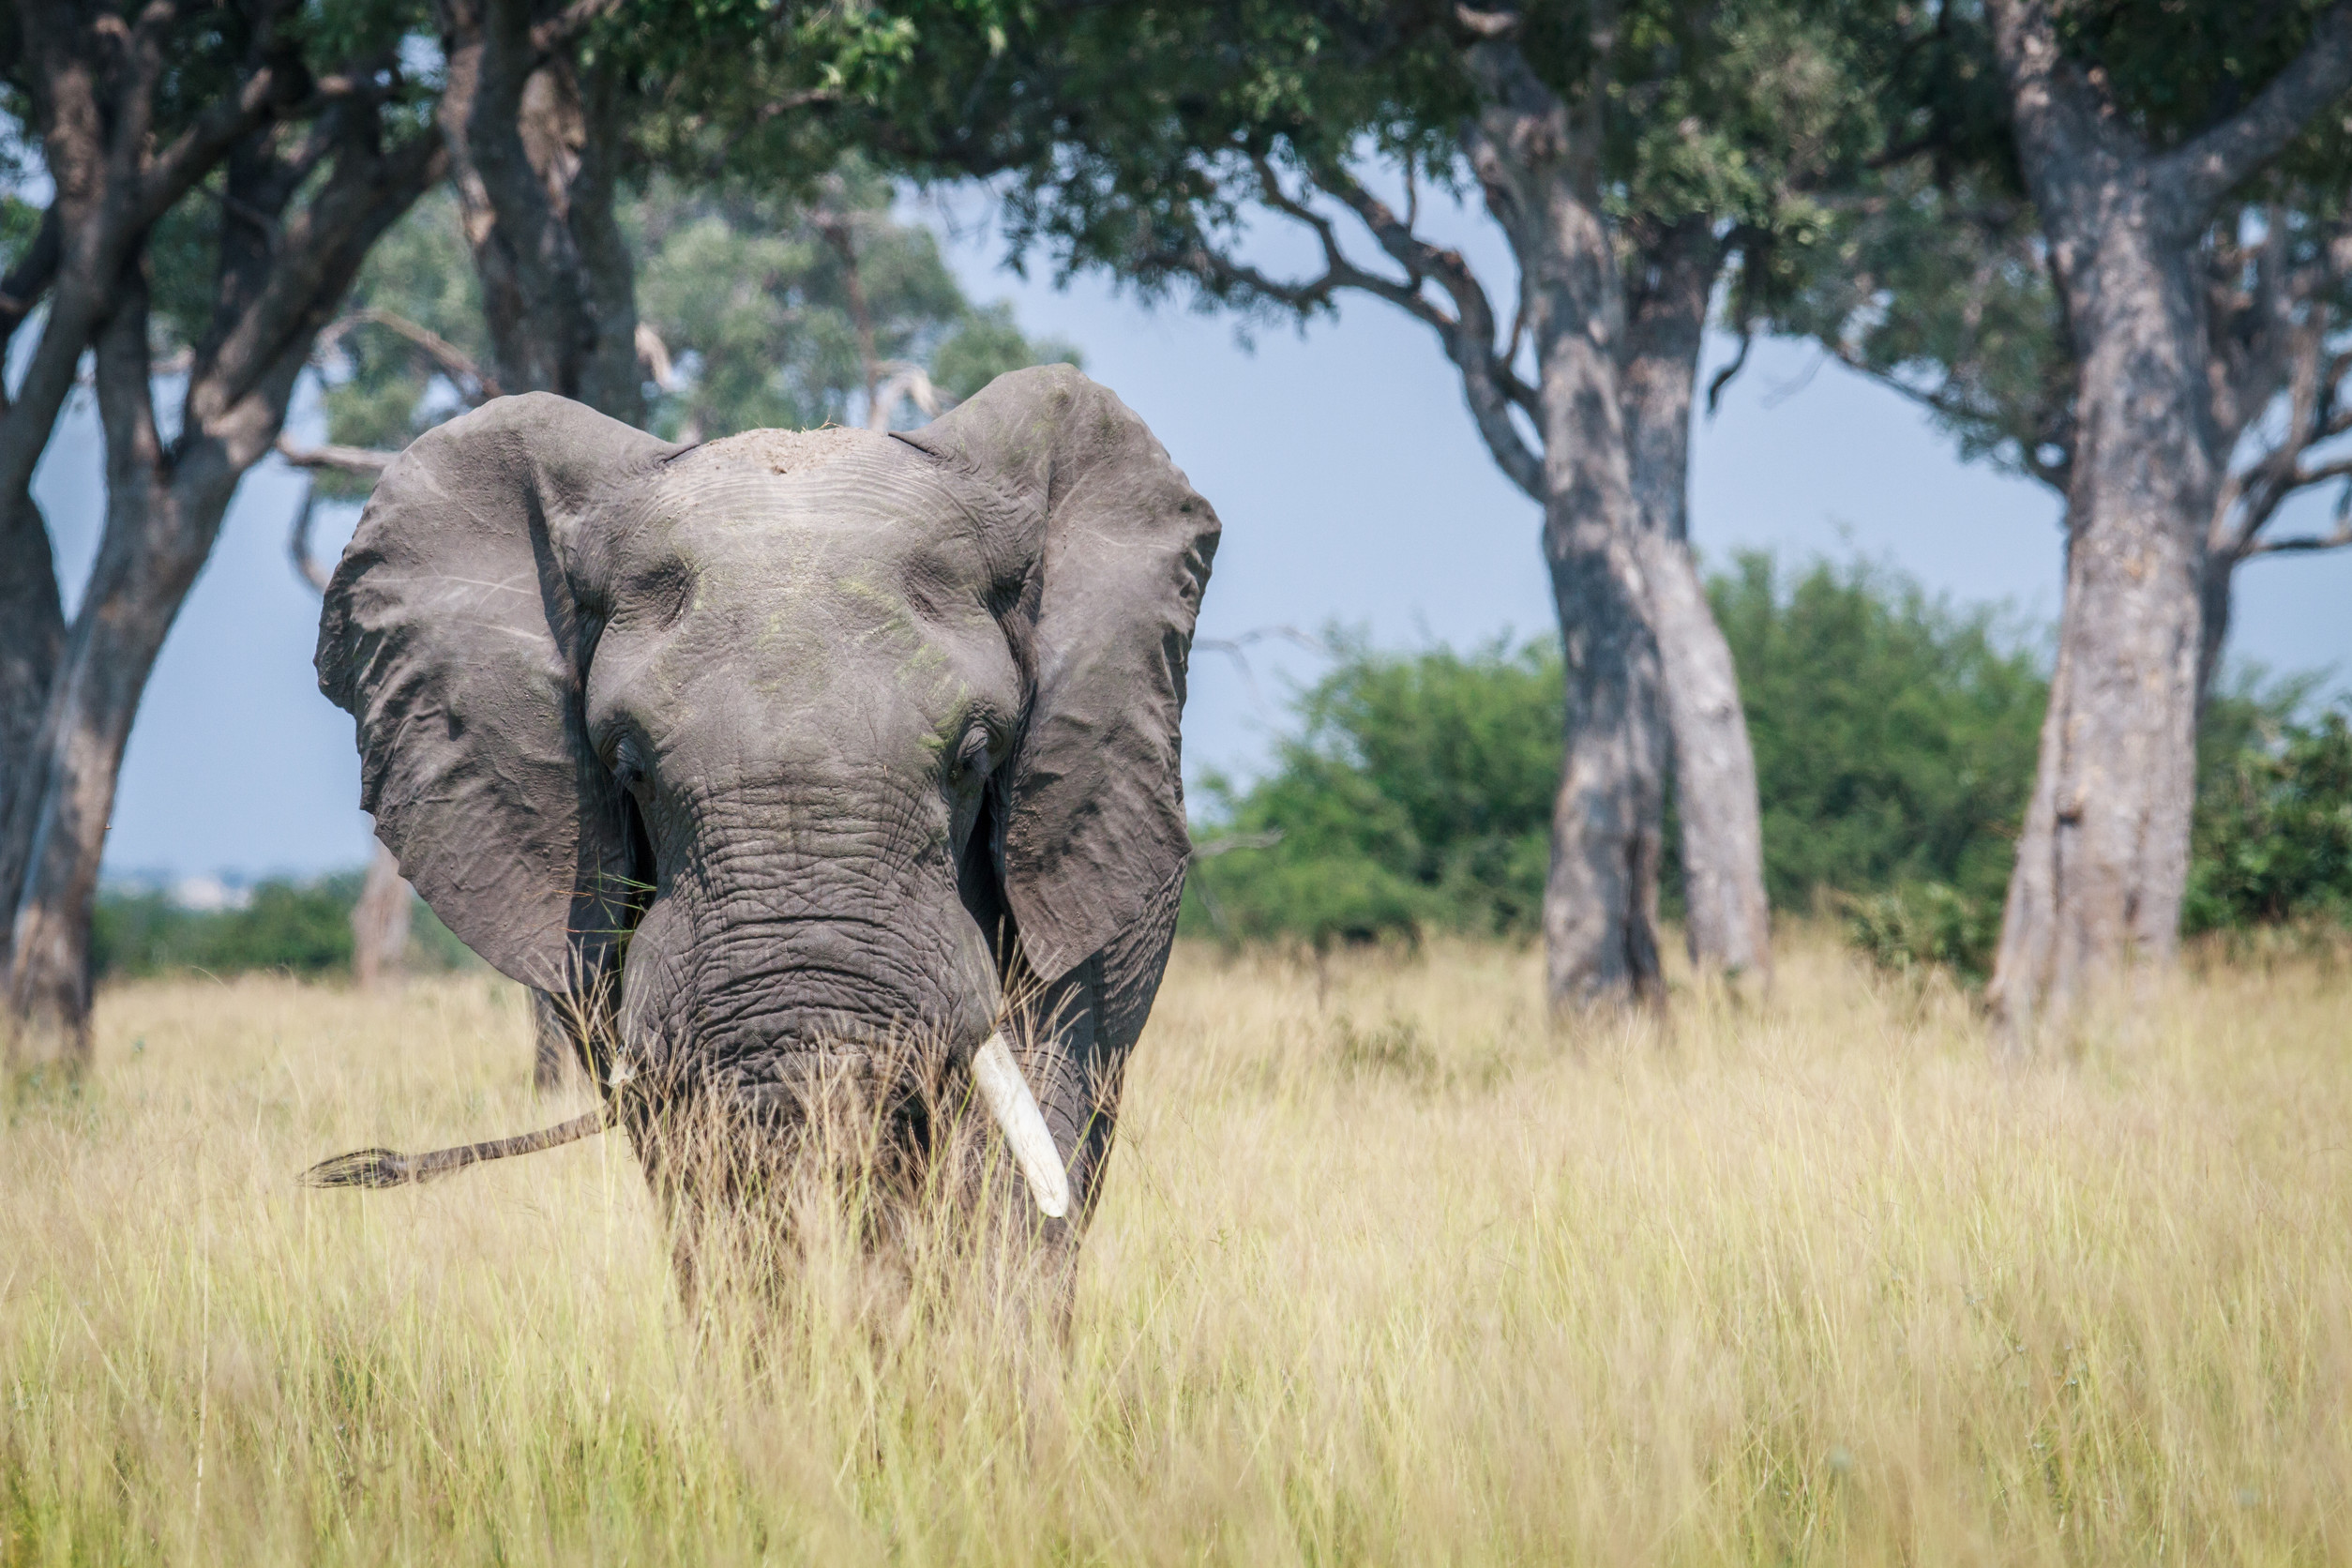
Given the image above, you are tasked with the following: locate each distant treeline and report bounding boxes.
[1185,552,2352,979]
[94,874,477,983]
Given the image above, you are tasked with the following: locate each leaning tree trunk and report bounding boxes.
[1986,219,2213,1041]
[6,291,247,1067]
[1621,219,1772,986]
[1540,507,1670,1010]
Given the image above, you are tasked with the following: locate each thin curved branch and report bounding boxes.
[1304,158,1545,494]
[1123,146,1543,500]
[275,436,397,474]
[322,305,501,400]
[286,475,332,593]
[2244,518,2352,556]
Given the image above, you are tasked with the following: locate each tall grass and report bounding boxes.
[4,930,2349,1564]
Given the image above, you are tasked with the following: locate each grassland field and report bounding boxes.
[3,927,2349,1565]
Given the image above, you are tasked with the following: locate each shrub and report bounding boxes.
[2185,707,2352,934]
[93,873,480,982]
[1184,633,1561,948]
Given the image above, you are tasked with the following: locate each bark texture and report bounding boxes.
[1466,39,1667,1009]
[1982,0,2352,1041]
[0,3,443,1067]
[439,0,644,421]
[1621,218,1772,986]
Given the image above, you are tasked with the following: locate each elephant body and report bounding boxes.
[315,367,1218,1278]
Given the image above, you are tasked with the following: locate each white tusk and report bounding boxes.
[971,1031,1071,1219]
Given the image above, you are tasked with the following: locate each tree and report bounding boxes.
[0,0,445,1069]
[987,0,1891,1013]
[1772,0,2352,1040]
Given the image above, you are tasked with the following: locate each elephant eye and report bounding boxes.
[952,723,994,785]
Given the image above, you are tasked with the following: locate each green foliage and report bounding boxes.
[1709,551,2051,981]
[1768,0,2352,491]
[2186,709,2352,934]
[1185,634,1562,948]
[1190,555,2053,970]
[1838,881,2004,986]
[312,172,1075,464]
[1712,551,2046,914]
[978,0,1894,356]
[92,876,478,983]
[632,170,1077,441]
[1190,552,2340,974]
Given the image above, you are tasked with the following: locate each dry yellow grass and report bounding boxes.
[4,928,2350,1564]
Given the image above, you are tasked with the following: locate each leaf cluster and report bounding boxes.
[632,167,1076,440]
[1186,632,1562,949]
[2186,704,2352,933]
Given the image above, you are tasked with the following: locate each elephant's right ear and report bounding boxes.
[315,393,682,988]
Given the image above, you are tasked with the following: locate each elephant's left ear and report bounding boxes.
[897,365,1220,983]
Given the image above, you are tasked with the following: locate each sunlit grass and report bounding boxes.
[4,928,2349,1564]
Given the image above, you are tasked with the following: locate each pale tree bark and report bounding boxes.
[0,7,444,1068]
[1463,38,1667,1009]
[439,0,644,422]
[1621,216,1772,988]
[350,842,414,992]
[1982,0,2352,1044]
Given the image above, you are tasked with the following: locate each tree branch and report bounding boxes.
[1305,158,1545,494]
[275,437,397,474]
[286,475,333,592]
[2244,516,2352,556]
[137,61,287,230]
[2155,2,2352,231]
[322,305,500,400]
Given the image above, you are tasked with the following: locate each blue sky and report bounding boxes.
[36,200,2352,881]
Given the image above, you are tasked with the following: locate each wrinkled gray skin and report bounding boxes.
[316,366,1218,1289]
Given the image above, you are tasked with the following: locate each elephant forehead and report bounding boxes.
[646,435,981,601]
[620,434,1001,714]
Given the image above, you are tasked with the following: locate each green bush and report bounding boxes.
[1708,552,2048,919]
[1185,552,2343,979]
[1184,634,1560,948]
[92,874,480,982]
[2185,707,2352,933]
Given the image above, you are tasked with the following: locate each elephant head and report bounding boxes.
[312,366,1218,1249]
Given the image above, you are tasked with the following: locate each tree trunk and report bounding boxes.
[1540,520,1669,1010]
[1621,219,1772,987]
[5,286,246,1068]
[0,498,66,911]
[441,0,644,422]
[1986,218,2212,1038]
[1969,0,2352,1039]
[1466,38,1667,1013]
[351,839,414,991]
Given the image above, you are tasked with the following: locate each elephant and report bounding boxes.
[301,364,1219,1298]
